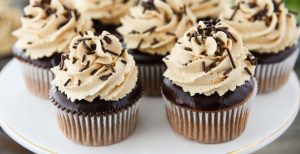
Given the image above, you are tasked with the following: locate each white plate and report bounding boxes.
[0,60,299,154]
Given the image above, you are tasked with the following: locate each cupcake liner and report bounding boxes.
[54,102,140,146]
[17,59,54,98]
[255,48,299,94]
[163,82,257,144]
[138,63,166,96]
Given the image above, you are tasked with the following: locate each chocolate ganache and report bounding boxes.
[162,77,255,111]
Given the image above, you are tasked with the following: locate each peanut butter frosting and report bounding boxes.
[185,0,231,19]
[118,0,196,56]
[220,0,300,54]
[74,0,137,25]
[52,31,138,102]
[0,0,20,57]
[13,0,92,60]
[163,20,256,96]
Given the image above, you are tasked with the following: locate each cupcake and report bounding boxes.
[118,0,196,96]
[184,0,231,21]
[220,0,300,94]
[51,31,142,146]
[0,0,20,59]
[73,0,137,36]
[162,20,257,143]
[13,0,92,98]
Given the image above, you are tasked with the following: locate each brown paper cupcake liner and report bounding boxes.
[54,102,140,146]
[138,63,166,96]
[163,83,257,144]
[255,48,299,94]
[18,60,54,98]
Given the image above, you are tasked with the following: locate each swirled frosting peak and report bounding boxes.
[51,31,138,102]
[13,0,92,60]
[118,0,196,56]
[164,20,256,96]
[220,0,300,54]
[0,0,20,56]
[74,0,137,25]
[185,0,231,19]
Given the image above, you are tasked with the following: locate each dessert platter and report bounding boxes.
[1,0,300,154]
[0,59,299,154]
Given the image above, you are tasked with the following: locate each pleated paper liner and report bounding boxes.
[255,48,299,94]
[163,82,257,144]
[52,100,140,146]
[17,60,53,99]
[138,63,166,96]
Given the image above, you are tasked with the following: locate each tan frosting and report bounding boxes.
[163,21,256,96]
[0,0,20,57]
[13,0,92,60]
[118,0,196,56]
[220,0,300,54]
[51,31,138,102]
[74,0,137,25]
[185,0,231,19]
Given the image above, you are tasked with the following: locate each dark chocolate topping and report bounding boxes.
[12,46,61,69]
[252,44,298,64]
[162,77,255,111]
[51,82,142,114]
[129,49,165,64]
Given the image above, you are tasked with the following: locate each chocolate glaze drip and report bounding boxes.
[162,77,255,111]
[252,44,298,64]
[129,49,165,64]
[13,47,61,69]
[51,82,142,114]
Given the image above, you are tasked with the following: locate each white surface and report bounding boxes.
[0,59,299,154]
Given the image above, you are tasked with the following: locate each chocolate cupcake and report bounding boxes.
[73,0,137,37]
[220,0,300,94]
[51,31,142,146]
[12,0,92,98]
[0,0,20,59]
[184,0,231,21]
[162,20,257,143]
[118,0,196,96]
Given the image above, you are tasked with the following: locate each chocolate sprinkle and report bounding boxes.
[225,48,236,68]
[184,47,193,51]
[103,36,112,44]
[245,67,252,75]
[99,73,113,81]
[105,49,119,56]
[121,59,127,64]
[229,3,240,20]
[64,79,71,87]
[137,39,144,49]
[90,69,98,75]
[78,80,81,86]
[79,61,90,72]
[223,67,233,76]
[143,26,157,34]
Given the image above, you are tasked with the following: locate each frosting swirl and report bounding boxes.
[0,0,20,56]
[185,0,231,19]
[220,0,300,54]
[13,0,92,60]
[74,0,137,25]
[118,0,196,56]
[163,20,256,96]
[51,31,138,102]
